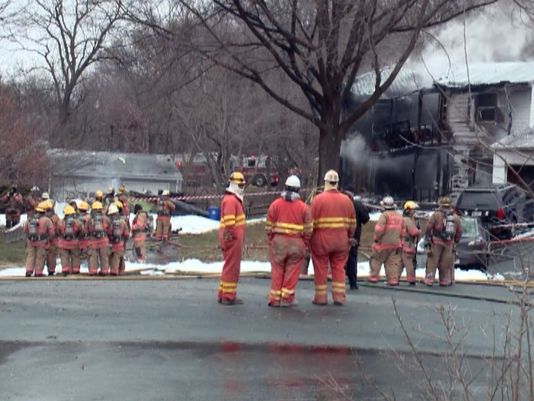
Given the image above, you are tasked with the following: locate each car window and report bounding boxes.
[501,187,521,205]
[457,192,498,210]
[461,217,477,237]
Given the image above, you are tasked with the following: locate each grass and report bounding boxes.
[0,238,26,265]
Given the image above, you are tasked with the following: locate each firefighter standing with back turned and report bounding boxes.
[369,196,405,286]
[24,201,55,277]
[424,196,462,286]
[265,175,312,307]
[400,201,421,285]
[309,170,356,306]
[107,203,130,276]
[217,172,246,305]
[57,205,82,275]
[154,190,175,241]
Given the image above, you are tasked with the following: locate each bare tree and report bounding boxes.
[10,0,123,127]
[175,0,498,183]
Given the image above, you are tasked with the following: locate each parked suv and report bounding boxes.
[455,184,534,239]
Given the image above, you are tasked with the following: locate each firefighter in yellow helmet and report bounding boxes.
[77,201,92,264]
[57,205,82,275]
[400,201,421,285]
[23,201,55,277]
[87,201,112,275]
[154,189,175,241]
[424,196,462,286]
[43,199,59,276]
[217,171,246,305]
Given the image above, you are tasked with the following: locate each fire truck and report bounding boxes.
[177,153,279,188]
[232,154,279,187]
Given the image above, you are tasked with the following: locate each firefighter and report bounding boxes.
[114,200,128,274]
[343,187,370,290]
[107,204,130,276]
[24,201,55,277]
[25,186,41,218]
[44,200,59,276]
[154,190,175,241]
[424,196,462,286]
[1,185,24,228]
[309,170,356,306]
[265,175,312,307]
[77,201,92,266]
[217,171,246,305]
[104,187,115,209]
[400,201,421,285]
[87,201,111,275]
[94,190,104,203]
[57,204,81,275]
[369,196,405,286]
[132,204,149,262]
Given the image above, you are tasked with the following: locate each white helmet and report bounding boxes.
[285,175,301,189]
[41,192,50,200]
[324,169,339,183]
[380,196,396,209]
[162,190,170,196]
[107,204,119,215]
[31,186,40,192]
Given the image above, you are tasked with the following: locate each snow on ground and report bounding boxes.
[0,212,503,282]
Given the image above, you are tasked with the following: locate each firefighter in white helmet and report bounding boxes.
[400,201,421,285]
[217,171,246,305]
[108,203,130,276]
[369,196,405,285]
[154,189,175,241]
[265,175,312,307]
[309,170,356,305]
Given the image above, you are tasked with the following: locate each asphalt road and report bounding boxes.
[0,277,528,401]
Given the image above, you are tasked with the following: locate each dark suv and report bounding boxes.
[455,184,534,239]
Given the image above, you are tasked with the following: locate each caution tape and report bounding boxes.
[128,190,283,203]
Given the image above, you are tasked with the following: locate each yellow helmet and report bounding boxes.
[404,201,420,210]
[229,171,245,185]
[115,199,123,209]
[119,185,126,194]
[43,200,54,210]
[35,202,47,213]
[91,201,103,211]
[438,196,452,207]
[63,205,76,216]
[95,190,103,199]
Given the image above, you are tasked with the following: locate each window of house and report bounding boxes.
[475,93,501,122]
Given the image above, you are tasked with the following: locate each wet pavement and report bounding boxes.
[0,277,528,400]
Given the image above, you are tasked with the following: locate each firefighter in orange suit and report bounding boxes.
[44,200,59,276]
[265,175,312,307]
[117,185,130,217]
[154,190,175,241]
[87,201,111,275]
[424,197,462,286]
[310,170,356,306]
[77,201,92,265]
[400,201,421,285]
[58,205,81,275]
[132,204,149,262]
[369,196,405,286]
[108,204,130,276]
[24,202,55,277]
[217,171,246,305]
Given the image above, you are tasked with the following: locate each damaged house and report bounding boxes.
[343,61,534,200]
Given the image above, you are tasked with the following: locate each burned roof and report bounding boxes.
[48,149,182,181]
[492,128,534,150]
[436,61,534,89]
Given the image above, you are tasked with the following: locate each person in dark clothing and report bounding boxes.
[343,187,370,290]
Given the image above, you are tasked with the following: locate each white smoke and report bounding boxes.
[410,1,534,80]
[340,134,368,166]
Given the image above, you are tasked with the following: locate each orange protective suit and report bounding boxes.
[217,193,245,303]
[87,212,111,275]
[155,198,175,241]
[24,214,55,276]
[132,211,148,262]
[369,210,404,285]
[57,216,81,274]
[310,190,356,305]
[265,193,312,307]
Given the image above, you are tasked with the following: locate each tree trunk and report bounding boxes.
[317,123,343,187]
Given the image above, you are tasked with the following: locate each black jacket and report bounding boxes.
[353,199,370,242]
